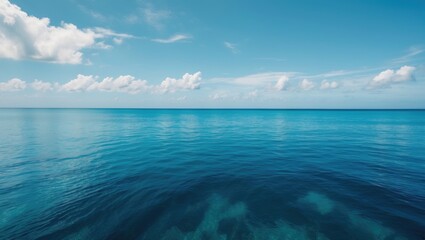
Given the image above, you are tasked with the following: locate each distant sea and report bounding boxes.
[0,109,424,240]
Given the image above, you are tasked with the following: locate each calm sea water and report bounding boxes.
[0,109,424,240]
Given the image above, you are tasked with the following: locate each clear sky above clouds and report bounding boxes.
[0,0,424,108]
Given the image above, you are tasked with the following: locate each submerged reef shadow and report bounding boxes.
[142,190,409,240]
[297,191,407,240]
[143,193,332,240]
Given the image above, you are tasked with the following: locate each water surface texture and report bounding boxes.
[0,109,424,239]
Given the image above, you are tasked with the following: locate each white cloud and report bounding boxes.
[0,0,132,64]
[59,72,200,94]
[113,37,123,45]
[31,80,53,91]
[159,72,201,92]
[314,70,351,78]
[152,34,191,43]
[369,65,416,89]
[88,75,149,94]
[94,41,112,50]
[92,27,134,39]
[60,74,149,94]
[60,74,97,92]
[299,79,314,91]
[224,41,238,53]
[320,80,338,90]
[125,3,171,29]
[274,76,289,91]
[391,47,424,64]
[0,78,26,91]
[301,67,384,81]
[232,72,295,86]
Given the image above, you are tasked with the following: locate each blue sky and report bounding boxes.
[0,0,424,108]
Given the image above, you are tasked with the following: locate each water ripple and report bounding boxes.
[0,109,424,239]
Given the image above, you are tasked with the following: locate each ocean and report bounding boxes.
[0,109,424,240]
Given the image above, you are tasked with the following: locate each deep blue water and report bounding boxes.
[0,109,424,240]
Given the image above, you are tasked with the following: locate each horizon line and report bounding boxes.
[1,107,424,111]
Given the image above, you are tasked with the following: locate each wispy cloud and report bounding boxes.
[232,72,297,86]
[92,28,135,39]
[224,42,238,53]
[391,46,424,64]
[143,7,171,29]
[302,68,380,80]
[152,34,191,43]
[140,4,170,29]
[124,2,171,29]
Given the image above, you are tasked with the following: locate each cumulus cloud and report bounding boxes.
[368,65,416,89]
[0,0,132,64]
[159,72,201,92]
[60,74,97,92]
[274,76,289,91]
[59,72,201,94]
[320,80,338,90]
[60,74,149,94]
[152,34,191,43]
[88,75,149,94]
[31,80,53,91]
[0,78,26,91]
[299,79,314,91]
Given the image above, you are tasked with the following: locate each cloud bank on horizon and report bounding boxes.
[0,0,424,108]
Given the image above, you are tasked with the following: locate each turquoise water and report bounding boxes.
[0,109,424,240]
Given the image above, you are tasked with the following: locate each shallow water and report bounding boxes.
[0,109,424,239]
